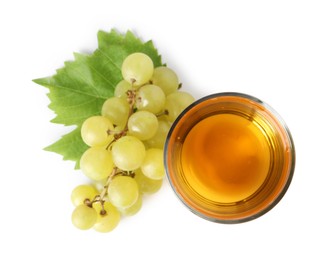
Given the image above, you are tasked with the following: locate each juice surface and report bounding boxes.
[181,113,271,203]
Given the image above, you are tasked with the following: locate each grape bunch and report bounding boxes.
[71,52,195,232]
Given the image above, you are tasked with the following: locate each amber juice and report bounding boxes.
[182,113,271,204]
[165,93,295,223]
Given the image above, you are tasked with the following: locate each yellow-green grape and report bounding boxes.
[120,195,143,217]
[108,176,139,208]
[111,136,146,171]
[101,97,130,128]
[80,147,114,181]
[71,204,97,230]
[151,66,179,95]
[93,201,121,233]
[71,185,99,206]
[141,148,165,180]
[135,84,166,114]
[144,119,171,149]
[134,168,163,194]
[81,116,114,147]
[121,52,154,86]
[114,80,132,98]
[164,91,195,122]
[128,111,158,141]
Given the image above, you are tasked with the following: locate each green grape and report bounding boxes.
[141,148,165,180]
[164,91,195,122]
[81,116,114,147]
[121,52,154,86]
[71,185,99,206]
[111,136,146,171]
[80,147,114,181]
[135,84,166,114]
[120,195,143,216]
[134,168,163,194]
[114,80,132,98]
[93,201,121,233]
[108,176,139,208]
[128,111,158,141]
[71,204,97,230]
[102,97,130,128]
[151,66,179,95]
[144,119,171,149]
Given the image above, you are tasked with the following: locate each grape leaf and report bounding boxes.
[34,29,163,169]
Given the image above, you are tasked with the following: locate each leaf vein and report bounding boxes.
[49,84,110,99]
[88,61,117,88]
[69,65,102,97]
[96,48,122,72]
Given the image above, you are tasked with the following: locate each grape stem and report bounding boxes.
[86,166,135,214]
[124,89,136,127]
[105,89,136,150]
[86,88,138,213]
[84,167,119,214]
[156,110,168,117]
[99,167,118,200]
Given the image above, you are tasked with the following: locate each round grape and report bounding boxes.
[93,201,121,233]
[141,148,165,180]
[102,97,130,128]
[71,204,97,230]
[144,119,171,149]
[164,91,195,122]
[121,52,154,86]
[128,111,158,141]
[108,176,139,209]
[80,147,114,181]
[71,185,98,206]
[120,195,143,216]
[134,168,163,194]
[114,80,132,98]
[111,136,146,171]
[152,66,179,95]
[81,116,114,147]
[135,84,166,114]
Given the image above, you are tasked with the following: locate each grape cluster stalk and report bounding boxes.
[71,52,195,232]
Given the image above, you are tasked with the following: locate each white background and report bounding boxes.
[1,0,330,259]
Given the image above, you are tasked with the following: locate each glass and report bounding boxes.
[164,92,295,223]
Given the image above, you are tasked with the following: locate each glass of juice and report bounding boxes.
[164,92,295,223]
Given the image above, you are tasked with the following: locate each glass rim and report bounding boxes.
[164,92,296,224]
